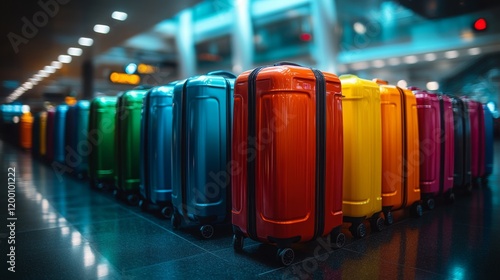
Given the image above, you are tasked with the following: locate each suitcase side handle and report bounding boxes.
[207,70,237,79]
[273,61,303,67]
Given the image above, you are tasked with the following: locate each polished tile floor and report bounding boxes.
[1,139,499,279]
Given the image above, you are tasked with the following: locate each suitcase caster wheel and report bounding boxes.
[425,198,435,210]
[331,232,346,249]
[411,204,423,218]
[171,214,181,229]
[200,225,214,239]
[96,182,104,190]
[277,248,294,266]
[161,206,172,219]
[349,223,366,238]
[232,234,244,251]
[465,183,473,195]
[371,216,384,232]
[384,211,393,225]
[139,199,148,212]
[448,193,455,203]
[126,194,139,206]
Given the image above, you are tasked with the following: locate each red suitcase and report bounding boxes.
[463,98,485,185]
[231,63,344,266]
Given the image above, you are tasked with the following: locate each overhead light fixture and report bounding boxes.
[353,22,366,34]
[125,63,137,74]
[51,61,62,69]
[23,82,33,90]
[94,24,110,34]
[426,81,439,91]
[68,47,83,56]
[387,57,400,66]
[372,60,385,68]
[44,66,56,73]
[403,55,418,64]
[467,47,481,56]
[38,70,49,77]
[78,37,94,46]
[112,11,128,21]
[424,53,437,61]
[29,78,39,85]
[444,50,459,59]
[397,80,408,88]
[58,54,72,63]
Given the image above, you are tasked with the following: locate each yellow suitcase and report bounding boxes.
[340,75,383,238]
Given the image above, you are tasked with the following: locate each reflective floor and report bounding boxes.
[1,139,499,279]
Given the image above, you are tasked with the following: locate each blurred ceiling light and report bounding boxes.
[468,47,481,56]
[426,81,439,91]
[38,70,50,77]
[403,55,418,64]
[68,47,83,56]
[29,78,39,85]
[397,80,408,88]
[444,50,459,59]
[372,60,385,68]
[94,24,110,34]
[112,11,128,21]
[44,66,56,73]
[23,82,33,89]
[125,63,137,74]
[58,55,72,63]
[51,61,62,69]
[388,57,400,66]
[350,61,369,70]
[22,105,30,113]
[353,22,366,34]
[424,53,437,61]
[78,37,94,46]
[487,101,495,112]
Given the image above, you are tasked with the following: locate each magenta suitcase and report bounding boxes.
[464,98,485,186]
[438,94,455,199]
[411,88,454,210]
[45,109,56,163]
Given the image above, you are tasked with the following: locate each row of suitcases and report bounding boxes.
[23,62,495,266]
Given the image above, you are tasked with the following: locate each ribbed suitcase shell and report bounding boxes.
[171,72,235,232]
[231,64,344,253]
[53,105,69,164]
[377,81,421,220]
[114,89,147,201]
[450,96,472,191]
[482,104,494,181]
[65,100,90,177]
[88,96,117,189]
[20,112,33,150]
[139,84,176,216]
[341,75,383,236]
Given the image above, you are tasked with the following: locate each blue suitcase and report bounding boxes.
[482,104,494,184]
[65,100,91,178]
[53,105,69,164]
[170,71,235,238]
[139,83,177,218]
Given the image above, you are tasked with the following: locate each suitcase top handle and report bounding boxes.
[273,61,303,67]
[207,70,237,79]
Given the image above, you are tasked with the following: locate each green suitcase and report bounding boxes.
[114,89,148,205]
[88,96,117,190]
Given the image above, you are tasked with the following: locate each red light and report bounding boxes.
[300,33,312,41]
[473,18,487,31]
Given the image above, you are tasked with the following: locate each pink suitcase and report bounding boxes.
[438,94,455,199]
[463,98,485,186]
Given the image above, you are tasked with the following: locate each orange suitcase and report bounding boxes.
[376,80,422,222]
[231,62,344,265]
[19,112,33,150]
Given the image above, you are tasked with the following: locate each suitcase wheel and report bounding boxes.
[232,234,244,252]
[200,225,214,239]
[447,192,455,204]
[171,213,181,229]
[161,206,173,219]
[349,223,367,238]
[139,199,148,212]
[410,203,423,218]
[276,248,294,266]
[331,232,346,249]
[370,216,385,232]
[384,211,394,225]
[126,194,139,206]
[425,198,435,210]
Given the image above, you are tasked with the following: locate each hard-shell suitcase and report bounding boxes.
[45,109,55,163]
[375,80,422,222]
[39,111,48,157]
[341,75,383,238]
[231,63,345,266]
[20,112,33,150]
[171,71,236,239]
[139,83,177,218]
[88,96,117,190]
[65,100,90,178]
[31,113,40,157]
[114,89,148,205]
[437,94,455,200]
[482,104,494,184]
[450,95,472,192]
[53,105,69,164]
[464,98,485,186]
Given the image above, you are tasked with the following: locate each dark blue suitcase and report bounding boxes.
[53,105,69,164]
[170,71,235,238]
[450,95,472,193]
[65,100,91,178]
[139,83,177,218]
[482,104,494,184]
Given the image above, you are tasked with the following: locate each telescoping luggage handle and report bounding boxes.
[246,63,326,242]
[207,70,237,79]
